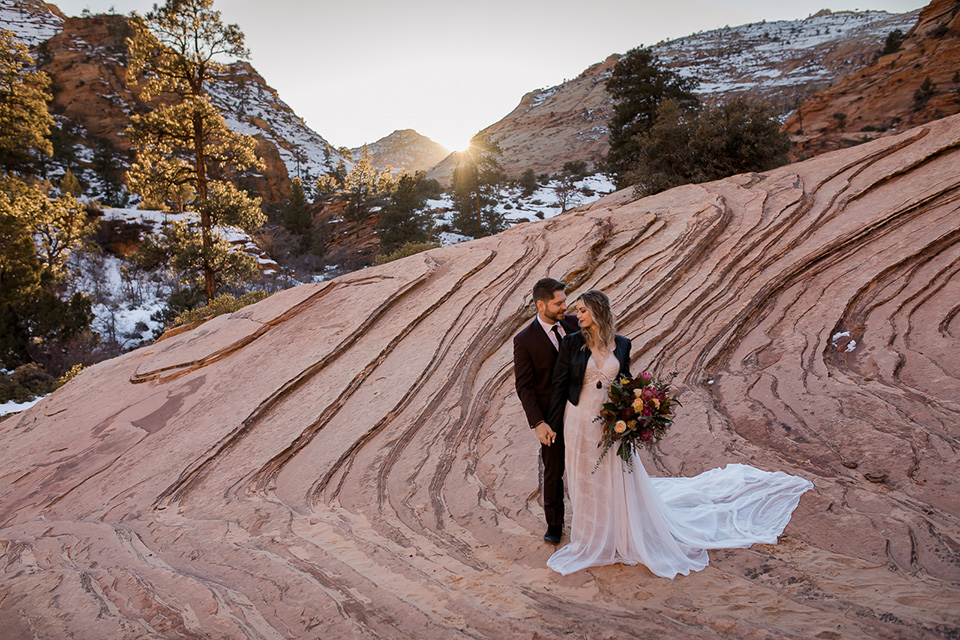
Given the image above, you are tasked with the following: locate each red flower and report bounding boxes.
[640,429,653,442]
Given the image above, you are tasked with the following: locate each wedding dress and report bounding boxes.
[547,348,813,578]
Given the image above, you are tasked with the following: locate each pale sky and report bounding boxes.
[54,0,926,151]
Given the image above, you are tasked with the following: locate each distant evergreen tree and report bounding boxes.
[628,97,790,197]
[562,160,588,177]
[377,171,434,254]
[125,0,264,302]
[451,133,505,238]
[59,168,82,196]
[913,76,936,110]
[519,168,537,196]
[331,158,348,188]
[879,29,905,56]
[344,148,380,237]
[604,47,699,188]
[314,174,340,199]
[89,136,128,207]
[283,177,313,251]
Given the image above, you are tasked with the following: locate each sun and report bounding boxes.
[448,139,473,154]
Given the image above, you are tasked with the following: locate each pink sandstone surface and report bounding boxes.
[2,115,960,639]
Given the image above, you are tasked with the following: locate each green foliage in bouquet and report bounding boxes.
[595,371,680,470]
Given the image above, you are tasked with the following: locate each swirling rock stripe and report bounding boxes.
[1,115,959,639]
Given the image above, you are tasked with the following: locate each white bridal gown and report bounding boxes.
[547,349,813,578]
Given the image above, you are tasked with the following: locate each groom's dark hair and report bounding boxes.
[533,277,566,303]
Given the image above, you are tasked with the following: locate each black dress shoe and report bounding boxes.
[543,526,562,544]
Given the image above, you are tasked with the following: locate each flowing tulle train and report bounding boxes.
[547,351,813,578]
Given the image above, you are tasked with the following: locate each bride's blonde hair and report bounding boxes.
[577,289,616,352]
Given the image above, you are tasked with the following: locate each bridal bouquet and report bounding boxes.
[595,371,679,470]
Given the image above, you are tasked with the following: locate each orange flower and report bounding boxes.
[614,420,627,434]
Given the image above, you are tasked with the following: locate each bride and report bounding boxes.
[545,290,813,578]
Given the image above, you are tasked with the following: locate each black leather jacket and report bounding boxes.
[546,332,632,432]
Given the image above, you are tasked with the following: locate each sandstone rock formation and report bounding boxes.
[351,129,450,175]
[428,9,920,184]
[1,112,959,639]
[785,0,960,157]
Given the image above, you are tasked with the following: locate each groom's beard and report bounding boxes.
[544,309,565,323]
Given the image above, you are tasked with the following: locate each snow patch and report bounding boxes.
[1,396,43,417]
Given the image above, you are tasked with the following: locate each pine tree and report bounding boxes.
[377,171,434,254]
[451,133,505,238]
[59,168,82,197]
[0,30,96,373]
[879,29,905,56]
[344,148,379,237]
[125,0,264,302]
[283,177,312,250]
[0,29,54,174]
[604,47,699,188]
[0,180,94,372]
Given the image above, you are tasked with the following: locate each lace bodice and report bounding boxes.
[583,351,621,389]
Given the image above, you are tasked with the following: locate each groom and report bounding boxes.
[513,278,579,544]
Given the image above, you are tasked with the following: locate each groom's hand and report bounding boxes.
[535,421,556,446]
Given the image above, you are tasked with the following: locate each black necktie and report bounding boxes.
[551,325,562,351]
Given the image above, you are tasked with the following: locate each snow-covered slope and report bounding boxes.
[0,0,63,46]
[210,61,347,191]
[429,8,922,182]
[656,9,922,106]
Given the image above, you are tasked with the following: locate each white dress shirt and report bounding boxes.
[537,314,566,351]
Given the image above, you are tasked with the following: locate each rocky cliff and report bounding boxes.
[428,9,921,184]
[785,0,960,156]
[2,113,958,639]
[2,0,346,205]
[351,128,450,174]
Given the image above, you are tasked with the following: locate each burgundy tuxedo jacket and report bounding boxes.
[512,314,579,428]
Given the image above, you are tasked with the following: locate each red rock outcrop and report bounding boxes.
[37,13,138,151]
[1,114,959,639]
[9,0,345,206]
[785,0,960,156]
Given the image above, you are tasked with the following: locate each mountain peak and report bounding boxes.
[351,129,450,173]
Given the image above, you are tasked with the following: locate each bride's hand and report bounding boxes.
[535,422,557,446]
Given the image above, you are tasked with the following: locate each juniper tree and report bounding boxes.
[377,171,434,254]
[604,47,699,188]
[627,97,790,197]
[126,0,264,301]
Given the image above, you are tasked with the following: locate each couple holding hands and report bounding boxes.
[512,278,812,578]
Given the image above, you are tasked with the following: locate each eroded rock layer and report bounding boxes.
[2,115,960,639]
